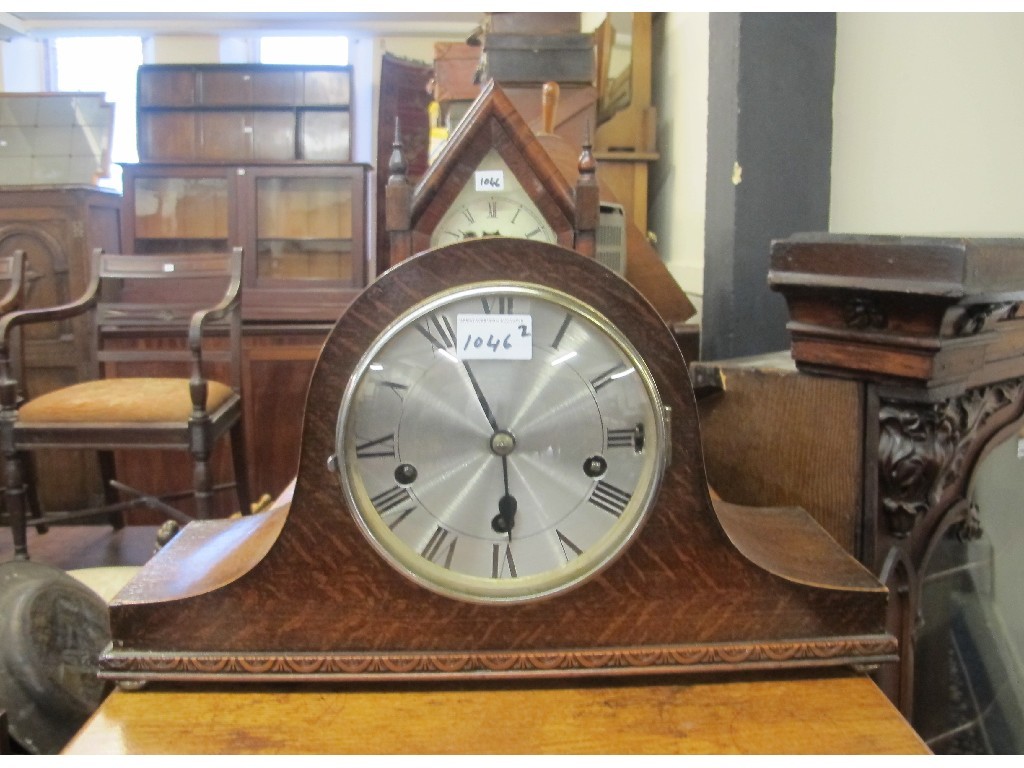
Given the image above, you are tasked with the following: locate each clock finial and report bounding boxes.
[578,121,597,177]
[388,116,408,181]
[386,115,413,265]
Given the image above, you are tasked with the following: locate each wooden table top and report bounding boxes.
[64,671,929,755]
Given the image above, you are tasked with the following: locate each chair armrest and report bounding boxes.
[187,246,243,358]
[0,288,97,358]
[184,248,243,412]
[0,268,100,361]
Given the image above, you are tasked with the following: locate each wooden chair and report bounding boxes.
[0,248,251,560]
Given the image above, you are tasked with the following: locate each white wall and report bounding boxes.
[0,37,46,91]
[650,12,709,322]
[830,13,1024,235]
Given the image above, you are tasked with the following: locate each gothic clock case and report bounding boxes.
[100,239,895,684]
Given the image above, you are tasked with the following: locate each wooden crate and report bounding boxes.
[432,42,481,102]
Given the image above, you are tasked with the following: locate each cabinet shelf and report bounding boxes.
[122,162,371,321]
[137,64,352,163]
[134,238,232,254]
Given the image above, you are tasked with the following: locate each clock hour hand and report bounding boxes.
[463,362,519,537]
[492,456,517,537]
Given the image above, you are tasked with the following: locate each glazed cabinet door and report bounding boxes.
[122,165,235,255]
[240,164,369,321]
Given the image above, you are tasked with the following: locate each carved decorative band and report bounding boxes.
[842,296,887,330]
[878,379,1024,536]
[100,636,898,681]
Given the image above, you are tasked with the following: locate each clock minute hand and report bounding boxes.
[463,361,500,434]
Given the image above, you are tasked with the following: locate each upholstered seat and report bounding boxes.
[18,378,236,424]
[0,248,252,560]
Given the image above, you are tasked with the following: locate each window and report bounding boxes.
[259,36,348,66]
[52,36,143,191]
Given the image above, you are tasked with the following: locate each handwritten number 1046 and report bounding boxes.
[463,324,530,354]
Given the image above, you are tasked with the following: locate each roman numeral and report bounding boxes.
[556,530,583,561]
[487,200,498,218]
[524,227,542,239]
[355,434,396,458]
[460,207,475,224]
[416,313,456,350]
[481,295,514,314]
[371,485,412,514]
[492,543,518,578]
[590,364,634,391]
[551,313,572,349]
[422,526,457,568]
[606,428,635,448]
[588,480,632,517]
[387,506,415,530]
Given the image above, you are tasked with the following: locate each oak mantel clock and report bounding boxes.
[100,238,895,685]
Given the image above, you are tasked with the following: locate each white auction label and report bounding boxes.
[475,170,504,192]
[456,314,533,360]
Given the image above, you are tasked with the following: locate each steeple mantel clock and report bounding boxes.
[385,80,599,268]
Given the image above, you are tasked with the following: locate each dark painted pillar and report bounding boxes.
[702,12,836,360]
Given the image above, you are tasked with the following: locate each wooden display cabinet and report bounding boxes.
[137,64,352,163]
[120,162,371,322]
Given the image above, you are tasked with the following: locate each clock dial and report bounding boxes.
[430,195,555,247]
[428,149,558,248]
[335,282,668,603]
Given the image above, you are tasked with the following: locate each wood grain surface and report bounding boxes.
[64,673,929,755]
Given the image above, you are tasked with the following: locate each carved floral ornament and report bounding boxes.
[950,302,1019,337]
[842,296,887,330]
[878,379,1024,537]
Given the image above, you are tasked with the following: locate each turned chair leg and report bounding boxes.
[4,450,29,560]
[229,421,252,516]
[192,448,214,520]
[98,450,125,530]
[21,452,48,535]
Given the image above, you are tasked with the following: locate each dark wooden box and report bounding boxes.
[486,12,581,35]
[482,33,595,85]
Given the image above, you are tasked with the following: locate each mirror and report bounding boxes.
[0,93,114,186]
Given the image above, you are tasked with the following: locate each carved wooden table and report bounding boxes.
[64,672,927,754]
[693,234,1024,724]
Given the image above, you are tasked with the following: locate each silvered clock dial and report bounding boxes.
[428,149,557,248]
[334,281,669,603]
